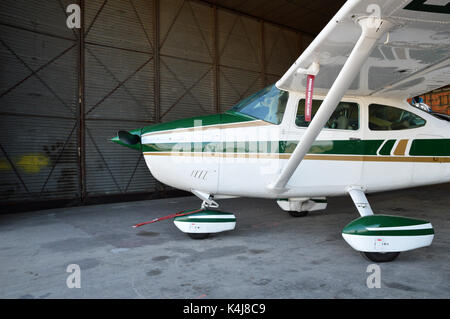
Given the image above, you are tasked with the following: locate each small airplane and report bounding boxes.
[112,0,450,262]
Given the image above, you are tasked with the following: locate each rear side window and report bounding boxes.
[369,104,426,130]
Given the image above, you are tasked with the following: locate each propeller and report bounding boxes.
[118,130,141,145]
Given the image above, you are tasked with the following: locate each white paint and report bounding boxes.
[366,223,433,231]
[173,221,236,234]
[342,233,434,252]
[276,198,327,212]
[347,187,374,216]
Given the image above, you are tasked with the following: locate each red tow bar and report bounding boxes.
[132,208,203,228]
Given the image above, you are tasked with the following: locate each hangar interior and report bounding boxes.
[0,0,349,212]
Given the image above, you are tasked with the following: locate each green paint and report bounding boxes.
[404,0,450,14]
[306,139,383,155]
[112,111,255,150]
[180,210,234,216]
[174,210,235,223]
[142,139,386,156]
[348,229,434,236]
[379,140,396,155]
[409,139,450,156]
[141,112,254,135]
[141,138,450,158]
[342,215,434,237]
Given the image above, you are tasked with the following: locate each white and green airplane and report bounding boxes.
[113,0,450,262]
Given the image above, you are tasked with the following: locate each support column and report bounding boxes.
[153,0,161,122]
[212,5,220,113]
[78,0,86,202]
[260,21,266,87]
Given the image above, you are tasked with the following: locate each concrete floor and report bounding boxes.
[0,183,449,299]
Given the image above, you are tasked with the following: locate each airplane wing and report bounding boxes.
[269,0,450,192]
[276,0,450,99]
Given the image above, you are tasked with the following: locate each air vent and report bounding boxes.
[191,170,208,180]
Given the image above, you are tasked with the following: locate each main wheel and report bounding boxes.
[362,252,400,262]
[187,233,210,240]
[288,211,308,217]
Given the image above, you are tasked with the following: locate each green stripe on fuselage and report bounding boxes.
[141,111,256,135]
[142,139,385,155]
[142,139,450,157]
[379,140,396,155]
[409,139,450,156]
[115,110,450,157]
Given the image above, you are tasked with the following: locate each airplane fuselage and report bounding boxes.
[137,93,450,199]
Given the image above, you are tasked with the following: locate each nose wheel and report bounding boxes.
[184,200,216,239]
[175,196,236,240]
[188,233,210,240]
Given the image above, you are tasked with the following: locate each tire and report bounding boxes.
[187,233,210,240]
[362,252,400,262]
[288,211,308,217]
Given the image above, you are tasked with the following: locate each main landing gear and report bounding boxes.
[343,186,434,262]
[288,211,308,217]
[361,252,401,263]
[134,188,434,262]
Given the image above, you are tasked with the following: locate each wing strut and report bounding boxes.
[268,16,393,193]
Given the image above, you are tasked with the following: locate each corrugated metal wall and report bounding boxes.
[0,0,80,203]
[160,0,216,120]
[84,0,157,196]
[0,0,305,208]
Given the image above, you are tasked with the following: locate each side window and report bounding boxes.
[296,99,359,130]
[369,104,426,131]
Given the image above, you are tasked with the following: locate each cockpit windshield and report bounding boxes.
[229,85,289,124]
